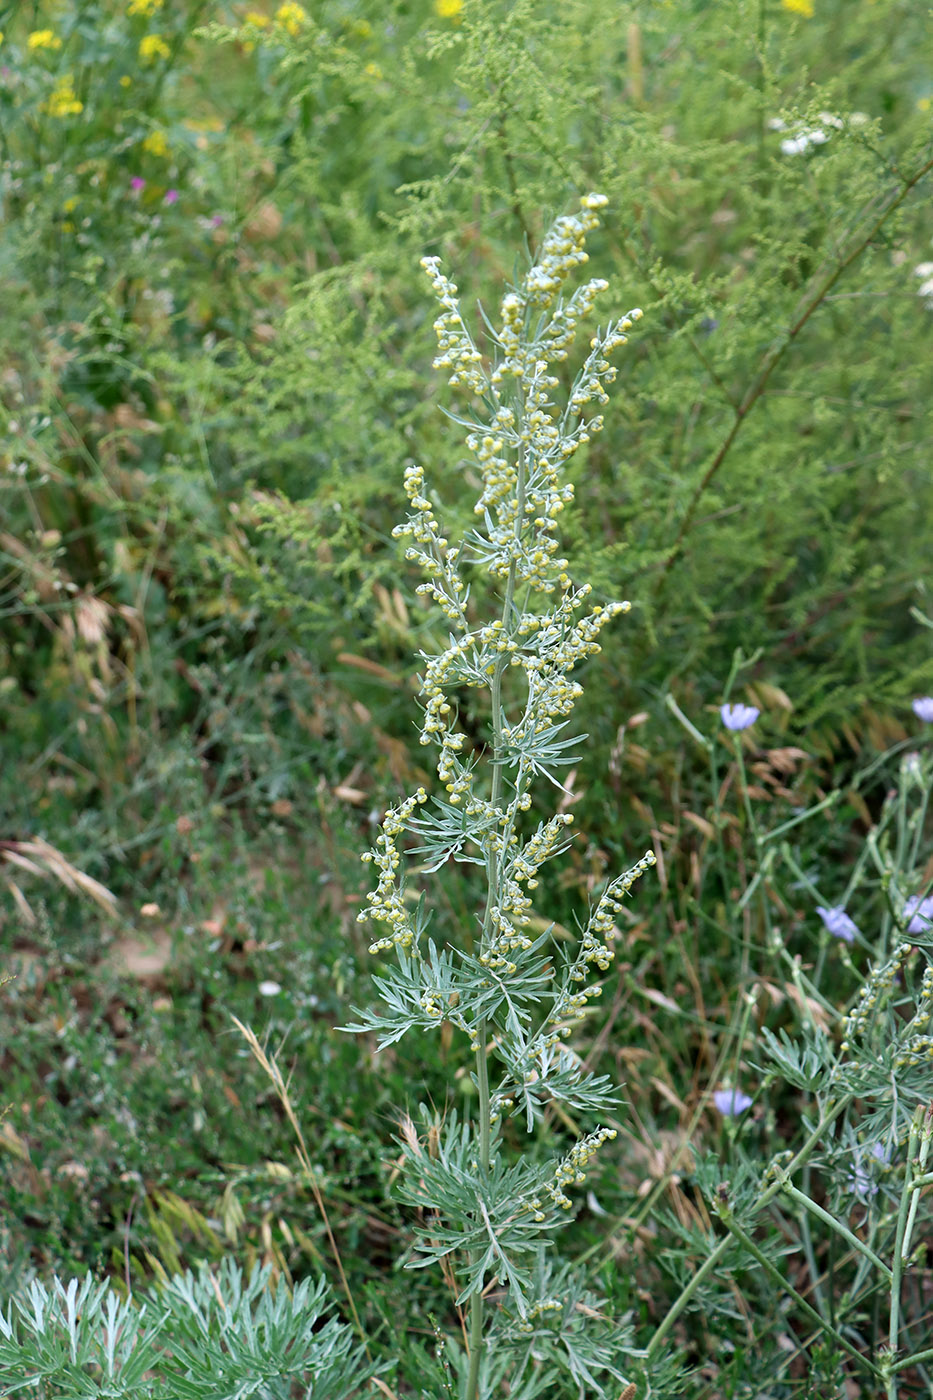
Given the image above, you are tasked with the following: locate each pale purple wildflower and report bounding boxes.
[713,1088,753,1117]
[131,177,146,192]
[816,906,859,944]
[849,1142,891,1202]
[164,188,179,205]
[211,212,225,227]
[904,895,933,935]
[912,697,933,722]
[720,703,760,731]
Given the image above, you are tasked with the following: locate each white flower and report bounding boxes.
[779,125,833,156]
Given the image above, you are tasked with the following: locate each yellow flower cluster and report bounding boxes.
[531,850,656,1045]
[521,193,607,310]
[480,813,576,973]
[841,942,912,1051]
[781,0,814,14]
[420,256,487,394]
[28,29,63,51]
[139,34,171,61]
[392,463,469,634]
[357,790,429,953]
[545,1126,617,1211]
[435,0,463,17]
[141,129,169,156]
[127,0,163,15]
[275,1,308,35]
[422,198,640,596]
[365,200,648,1088]
[44,77,83,118]
[244,9,271,24]
[509,1297,563,1335]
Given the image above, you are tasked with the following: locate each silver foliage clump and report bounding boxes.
[351,195,654,1399]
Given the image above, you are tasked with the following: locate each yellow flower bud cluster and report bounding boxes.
[275,2,308,35]
[139,33,171,61]
[543,851,656,1037]
[919,963,933,1014]
[510,1296,563,1335]
[894,1035,933,1072]
[890,964,933,1072]
[357,789,428,952]
[420,256,487,394]
[43,76,84,117]
[28,29,63,50]
[362,199,651,1046]
[542,278,609,363]
[840,941,913,1052]
[472,376,577,591]
[392,464,466,626]
[521,194,608,311]
[479,813,576,973]
[545,1126,617,1210]
[420,196,641,598]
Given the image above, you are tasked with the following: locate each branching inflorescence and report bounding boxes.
[352,195,654,1399]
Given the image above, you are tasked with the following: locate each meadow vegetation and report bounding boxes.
[1,0,932,1395]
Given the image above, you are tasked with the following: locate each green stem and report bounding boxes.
[780,1180,892,1280]
[644,1093,851,1361]
[644,1235,732,1361]
[887,1111,923,1400]
[901,1107,933,1265]
[893,1346,933,1374]
[466,440,526,1400]
[466,1022,490,1400]
[718,1209,883,1381]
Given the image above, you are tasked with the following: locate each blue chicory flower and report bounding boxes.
[912,696,933,723]
[904,895,933,935]
[848,1142,892,1202]
[816,905,859,944]
[713,1088,753,1117]
[720,703,760,731]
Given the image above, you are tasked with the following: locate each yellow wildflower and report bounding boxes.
[781,0,814,14]
[364,61,382,78]
[918,97,932,113]
[0,32,4,47]
[43,78,83,117]
[142,129,169,156]
[127,0,163,14]
[139,34,171,61]
[244,9,271,23]
[28,29,63,50]
[63,196,78,212]
[275,2,308,35]
[434,0,463,16]
[120,75,132,87]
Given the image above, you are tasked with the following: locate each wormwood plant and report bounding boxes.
[0,1260,373,1400]
[350,195,655,1400]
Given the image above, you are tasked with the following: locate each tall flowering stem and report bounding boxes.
[353,196,654,1400]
